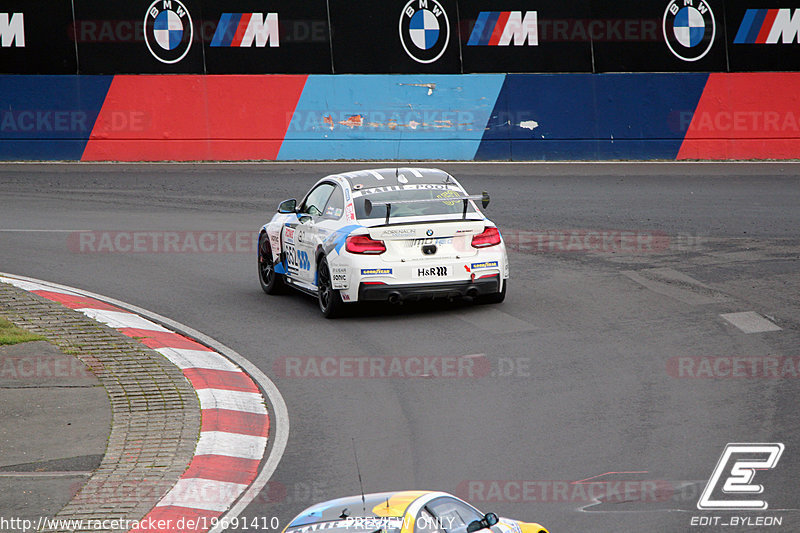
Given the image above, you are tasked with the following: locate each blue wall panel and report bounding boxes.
[476,73,709,160]
[278,75,506,160]
[0,76,112,160]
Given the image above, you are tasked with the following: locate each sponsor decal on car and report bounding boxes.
[361,268,392,276]
[406,237,453,248]
[353,183,456,198]
[471,261,499,269]
[414,265,450,278]
[345,202,356,222]
[331,266,349,289]
[286,243,310,272]
[380,228,417,238]
[284,226,295,243]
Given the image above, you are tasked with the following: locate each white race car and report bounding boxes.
[258,168,508,317]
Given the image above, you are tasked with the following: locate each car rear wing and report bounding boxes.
[364,192,490,224]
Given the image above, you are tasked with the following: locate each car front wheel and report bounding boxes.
[258,232,284,294]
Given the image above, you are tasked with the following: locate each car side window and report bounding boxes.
[426,498,483,533]
[322,186,345,219]
[415,508,443,533]
[301,183,335,217]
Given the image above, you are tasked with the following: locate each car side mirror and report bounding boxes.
[467,513,499,533]
[278,198,297,214]
[481,192,490,209]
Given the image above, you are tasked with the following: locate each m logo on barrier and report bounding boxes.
[0,13,24,47]
[144,0,193,64]
[663,0,716,62]
[697,443,784,510]
[399,0,450,64]
[734,9,800,44]
[211,13,279,47]
[467,12,538,47]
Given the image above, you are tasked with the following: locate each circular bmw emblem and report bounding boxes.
[144,0,194,64]
[663,0,715,62]
[399,0,450,64]
[426,229,434,236]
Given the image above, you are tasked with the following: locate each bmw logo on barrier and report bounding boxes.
[663,0,715,62]
[144,0,194,64]
[399,0,450,64]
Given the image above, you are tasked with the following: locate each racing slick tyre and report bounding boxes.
[479,280,506,304]
[317,256,345,318]
[258,232,285,295]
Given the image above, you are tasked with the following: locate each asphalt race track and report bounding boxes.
[1,162,799,532]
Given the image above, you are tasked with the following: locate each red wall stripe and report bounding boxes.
[82,75,307,161]
[678,73,800,160]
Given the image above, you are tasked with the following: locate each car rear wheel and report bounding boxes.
[479,279,506,304]
[317,257,345,318]
[258,232,284,294]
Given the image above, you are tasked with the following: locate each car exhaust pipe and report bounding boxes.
[388,292,402,304]
[466,287,479,299]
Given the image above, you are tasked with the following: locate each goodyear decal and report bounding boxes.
[471,261,499,269]
[361,268,392,276]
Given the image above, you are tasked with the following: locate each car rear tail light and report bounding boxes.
[471,227,501,248]
[346,234,386,254]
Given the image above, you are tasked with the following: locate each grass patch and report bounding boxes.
[0,317,45,345]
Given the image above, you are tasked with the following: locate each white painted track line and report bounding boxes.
[721,311,782,334]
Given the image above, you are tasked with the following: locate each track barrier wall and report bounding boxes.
[1,0,799,161]
[2,73,800,161]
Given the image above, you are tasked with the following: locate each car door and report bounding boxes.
[286,182,335,285]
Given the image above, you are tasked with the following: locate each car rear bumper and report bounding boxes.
[358,275,501,302]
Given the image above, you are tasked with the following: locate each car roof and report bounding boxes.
[327,168,457,189]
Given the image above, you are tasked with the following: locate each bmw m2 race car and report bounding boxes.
[258,168,508,317]
[282,490,547,533]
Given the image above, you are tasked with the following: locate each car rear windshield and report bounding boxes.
[354,187,478,220]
